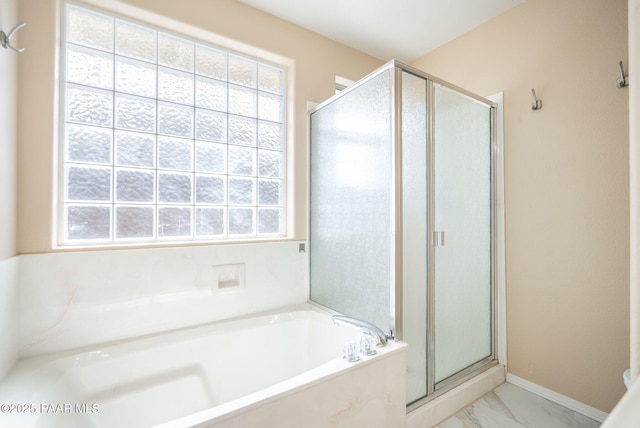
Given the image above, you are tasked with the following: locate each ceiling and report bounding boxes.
[238,0,524,63]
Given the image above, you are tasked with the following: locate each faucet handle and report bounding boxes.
[343,340,360,362]
[360,335,377,356]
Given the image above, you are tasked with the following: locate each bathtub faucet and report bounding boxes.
[331,315,391,347]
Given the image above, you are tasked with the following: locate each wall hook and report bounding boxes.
[531,88,542,111]
[617,60,629,88]
[0,22,26,53]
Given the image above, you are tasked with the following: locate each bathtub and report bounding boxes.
[0,305,407,427]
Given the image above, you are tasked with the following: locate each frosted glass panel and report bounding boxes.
[229,54,257,88]
[67,205,111,240]
[401,71,429,403]
[158,207,191,237]
[196,207,224,236]
[115,131,155,167]
[115,20,157,62]
[310,70,393,333]
[67,5,113,52]
[158,172,192,203]
[158,67,194,105]
[158,102,194,138]
[115,93,155,132]
[66,44,113,90]
[158,137,192,171]
[116,169,154,202]
[115,56,156,97]
[116,206,154,238]
[67,166,111,201]
[258,64,283,94]
[66,125,112,164]
[258,122,283,150]
[195,45,227,80]
[196,76,227,111]
[67,85,113,127]
[158,33,194,72]
[229,85,257,117]
[433,84,492,383]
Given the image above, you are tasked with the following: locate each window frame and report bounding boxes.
[57,0,290,248]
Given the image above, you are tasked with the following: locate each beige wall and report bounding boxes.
[412,0,629,413]
[17,0,383,253]
[629,0,639,383]
[0,0,18,260]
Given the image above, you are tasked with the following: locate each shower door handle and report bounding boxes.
[433,231,445,247]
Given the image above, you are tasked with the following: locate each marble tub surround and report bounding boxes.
[435,382,600,428]
[19,241,308,357]
[0,257,19,381]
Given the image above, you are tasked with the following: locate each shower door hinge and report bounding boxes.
[432,231,445,247]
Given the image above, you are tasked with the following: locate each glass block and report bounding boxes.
[195,174,225,204]
[196,44,227,80]
[158,102,194,138]
[258,179,282,205]
[258,122,284,150]
[258,63,283,94]
[66,44,113,89]
[228,146,256,176]
[158,172,192,203]
[66,124,112,164]
[229,85,257,117]
[115,130,155,167]
[115,56,156,98]
[195,76,227,111]
[258,150,283,178]
[67,85,113,127]
[116,169,155,202]
[228,116,257,147]
[158,207,192,237]
[228,208,254,235]
[258,92,283,123]
[116,206,154,239]
[67,205,111,240]
[67,166,111,201]
[158,33,194,72]
[195,109,226,142]
[67,5,113,52]
[228,177,255,205]
[158,136,192,170]
[229,54,257,88]
[195,141,226,173]
[158,67,194,105]
[115,93,156,132]
[115,19,156,62]
[258,208,282,234]
[196,207,224,236]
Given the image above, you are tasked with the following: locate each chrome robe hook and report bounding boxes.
[531,88,542,111]
[1,22,26,53]
[617,61,629,88]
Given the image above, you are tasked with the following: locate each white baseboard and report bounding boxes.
[506,373,608,423]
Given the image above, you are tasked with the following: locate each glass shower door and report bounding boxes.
[432,83,493,385]
[309,69,394,334]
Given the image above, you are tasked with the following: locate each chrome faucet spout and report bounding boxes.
[331,315,391,347]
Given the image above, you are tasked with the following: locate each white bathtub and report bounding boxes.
[0,305,407,427]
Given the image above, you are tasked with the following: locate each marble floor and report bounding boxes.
[435,382,601,428]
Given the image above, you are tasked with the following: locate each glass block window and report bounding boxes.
[60,2,286,244]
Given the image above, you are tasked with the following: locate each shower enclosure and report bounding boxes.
[309,60,496,406]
